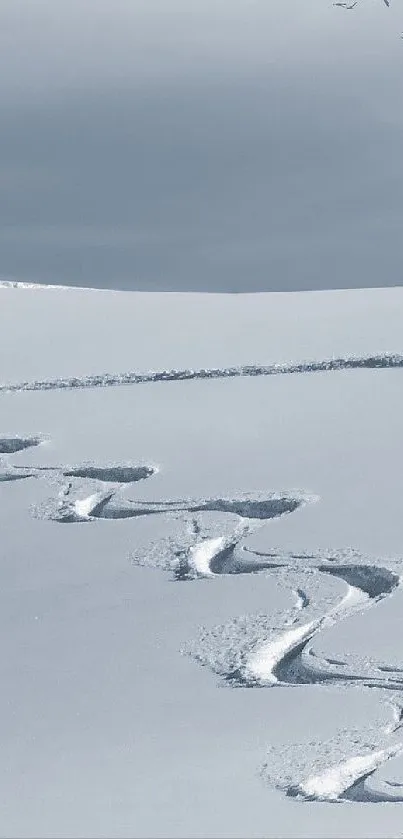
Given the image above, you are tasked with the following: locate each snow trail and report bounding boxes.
[243,620,319,685]
[297,744,403,802]
[1,353,402,394]
[188,537,227,578]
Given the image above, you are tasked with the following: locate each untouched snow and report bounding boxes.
[1,284,403,838]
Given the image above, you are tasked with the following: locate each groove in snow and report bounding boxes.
[1,353,403,394]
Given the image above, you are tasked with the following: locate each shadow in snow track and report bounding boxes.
[63,465,156,483]
[0,436,41,454]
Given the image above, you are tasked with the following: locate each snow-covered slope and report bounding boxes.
[1,283,403,837]
[2,281,403,382]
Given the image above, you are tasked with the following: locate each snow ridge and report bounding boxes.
[0,279,101,292]
[294,744,403,802]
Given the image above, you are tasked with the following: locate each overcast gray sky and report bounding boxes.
[1,0,402,291]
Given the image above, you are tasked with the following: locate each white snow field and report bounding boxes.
[1,282,403,837]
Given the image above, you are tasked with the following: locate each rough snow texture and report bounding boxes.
[1,285,403,837]
[262,718,403,804]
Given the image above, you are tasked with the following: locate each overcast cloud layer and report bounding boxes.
[1,0,402,291]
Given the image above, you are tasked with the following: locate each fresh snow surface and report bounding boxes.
[1,284,403,838]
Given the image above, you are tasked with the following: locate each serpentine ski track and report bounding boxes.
[1,346,403,804]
